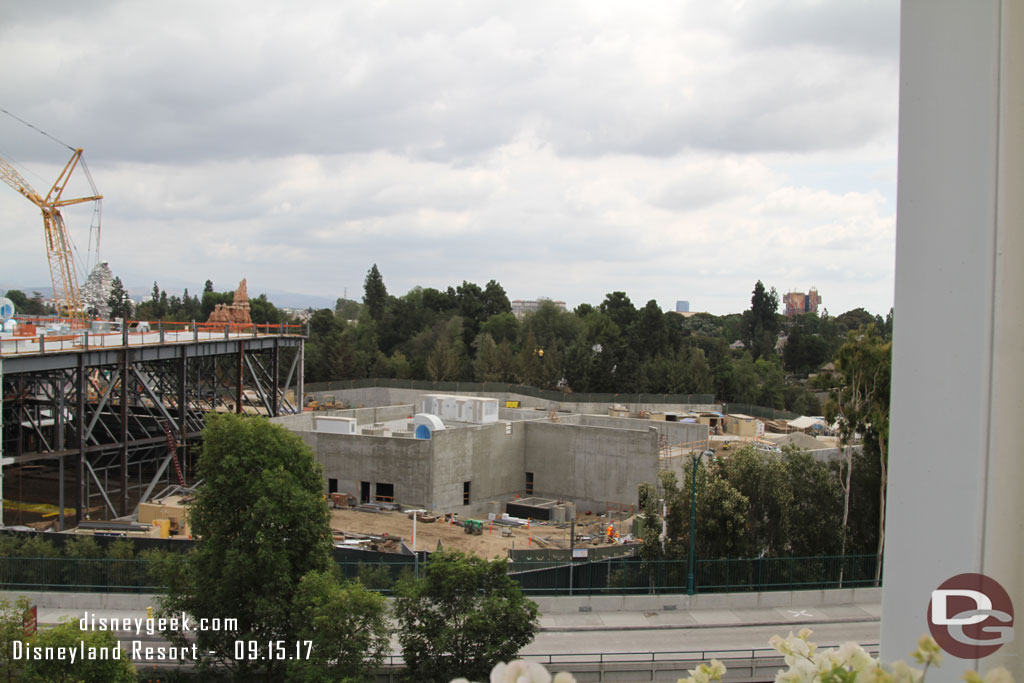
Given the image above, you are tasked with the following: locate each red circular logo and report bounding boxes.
[927,573,1014,659]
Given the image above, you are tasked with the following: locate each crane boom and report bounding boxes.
[0,148,102,319]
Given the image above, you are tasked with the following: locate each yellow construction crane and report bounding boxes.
[0,148,102,320]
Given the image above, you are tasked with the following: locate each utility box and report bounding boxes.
[313,416,357,435]
[422,394,498,424]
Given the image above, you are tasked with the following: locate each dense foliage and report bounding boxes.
[149,414,388,681]
[393,551,539,683]
[0,595,136,683]
[302,265,891,410]
[641,444,880,562]
[95,267,890,411]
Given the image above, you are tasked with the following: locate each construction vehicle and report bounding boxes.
[463,519,484,535]
[0,147,102,320]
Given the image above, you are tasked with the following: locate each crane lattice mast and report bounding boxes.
[0,148,102,319]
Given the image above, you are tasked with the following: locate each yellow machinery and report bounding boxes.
[0,148,102,319]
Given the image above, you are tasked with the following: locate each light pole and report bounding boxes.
[687,450,714,596]
[407,509,426,577]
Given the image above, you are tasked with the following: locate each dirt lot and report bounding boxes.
[329,507,631,559]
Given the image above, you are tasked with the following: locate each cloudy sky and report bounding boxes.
[0,1,898,316]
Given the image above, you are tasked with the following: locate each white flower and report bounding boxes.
[979,668,1014,683]
[890,660,924,683]
[910,635,943,667]
[775,655,817,683]
[490,660,553,683]
[833,641,879,674]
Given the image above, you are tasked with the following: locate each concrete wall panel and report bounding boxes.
[524,422,659,513]
[430,422,525,514]
[312,432,433,508]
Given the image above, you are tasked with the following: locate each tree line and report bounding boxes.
[304,266,891,412]
[24,263,892,410]
[638,443,881,563]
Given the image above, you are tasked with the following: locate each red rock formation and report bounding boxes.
[207,279,252,325]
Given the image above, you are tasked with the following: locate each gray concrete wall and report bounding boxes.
[270,405,415,429]
[317,404,416,425]
[579,415,708,446]
[524,422,659,513]
[307,431,434,508]
[271,412,315,430]
[532,586,882,614]
[498,407,571,422]
[12,586,880,614]
[429,422,525,515]
[311,387,720,417]
[562,401,720,415]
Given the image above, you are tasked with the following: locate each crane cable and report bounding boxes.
[1,106,104,274]
[0,106,76,152]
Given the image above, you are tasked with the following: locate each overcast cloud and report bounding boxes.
[0,0,898,315]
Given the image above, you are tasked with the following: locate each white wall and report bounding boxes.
[883,1,1023,676]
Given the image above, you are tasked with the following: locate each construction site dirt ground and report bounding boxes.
[329,507,633,559]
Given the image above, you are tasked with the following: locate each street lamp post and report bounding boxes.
[408,509,426,577]
[687,450,714,596]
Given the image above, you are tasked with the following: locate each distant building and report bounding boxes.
[511,298,567,319]
[783,288,822,317]
[675,300,690,313]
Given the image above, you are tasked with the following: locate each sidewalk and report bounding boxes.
[20,597,880,634]
[537,601,880,631]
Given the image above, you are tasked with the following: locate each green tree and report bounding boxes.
[427,321,463,381]
[394,551,539,683]
[717,445,793,555]
[363,264,389,321]
[0,595,29,682]
[21,619,135,682]
[286,569,389,683]
[106,277,133,320]
[781,446,844,556]
[742,281,780,360]
[151,414,333,680]
[472,333,504,382]
[335,297,363,321]
[825,325,891,582]
[3,289,48,316]
[200,289,233,320]
[834,307,876,334]
[693,469,750,559]
[599,291,637,332]
[249,293,283,325]
[636,481,665,586]
[480,280,511,318]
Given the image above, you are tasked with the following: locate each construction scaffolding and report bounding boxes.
[0,323,304,529]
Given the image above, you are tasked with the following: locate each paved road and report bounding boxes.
[31,600,881,667]
[528,601,879,657]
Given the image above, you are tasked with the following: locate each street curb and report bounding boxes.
[539,615,879,632]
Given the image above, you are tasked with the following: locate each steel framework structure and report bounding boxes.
[1,333,304,529]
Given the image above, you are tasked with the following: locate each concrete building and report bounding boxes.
[783,288,821,317]
[273,394,709,518]
[510,298,567,319]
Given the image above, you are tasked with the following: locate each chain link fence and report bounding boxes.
[0,553,879,596]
